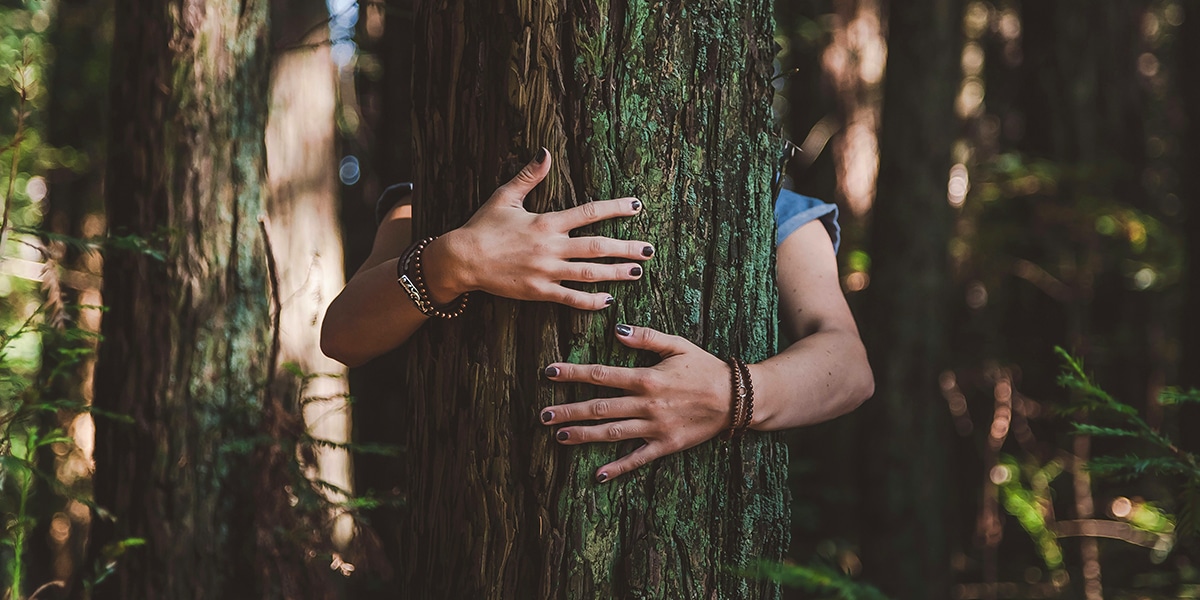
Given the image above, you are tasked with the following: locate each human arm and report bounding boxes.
[539,218,874,482]
[320,150,656,367]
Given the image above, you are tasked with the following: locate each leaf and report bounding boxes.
[1070,423,1140,438]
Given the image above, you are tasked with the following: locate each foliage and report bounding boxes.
[1058,347,1200,542]
[750,559,889,600]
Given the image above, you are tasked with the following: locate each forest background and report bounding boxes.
[1,0,1199,599]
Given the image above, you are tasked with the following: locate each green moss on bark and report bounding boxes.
[399,1,787,598]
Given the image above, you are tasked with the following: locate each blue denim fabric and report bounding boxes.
[775,189,840,253]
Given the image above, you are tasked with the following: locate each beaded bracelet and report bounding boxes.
[396,236,470,319]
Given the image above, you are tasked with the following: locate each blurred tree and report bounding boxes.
[345,1,416,590]
[28,0,112,595]
[265,0,352,552]
[1180,1,1200,453]
[858,1,963,598]
[389,0,787,597]
[89,0,334,597]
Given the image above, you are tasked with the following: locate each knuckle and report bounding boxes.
[579,266,598,282]
[592,399,611,417]
[588,365,609,383]
[635,372,658,393]
[530,214,553,232]
[587,237,606,256]
[606,424,624,440]
[641,328,658,345]
[632,453,650,470]
[581,202,601,221]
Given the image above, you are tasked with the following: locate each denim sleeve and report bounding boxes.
[774,189,840,253]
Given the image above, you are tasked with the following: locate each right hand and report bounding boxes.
[422,149,653,309]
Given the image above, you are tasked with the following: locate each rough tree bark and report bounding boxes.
[90,1,332,598]
[859,1,962,598]
[392,0,787,597]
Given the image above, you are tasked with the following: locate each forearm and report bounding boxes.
[747,327,874,431]
[320,257,429,367]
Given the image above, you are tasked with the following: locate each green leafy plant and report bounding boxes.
[1057,346,1200,540]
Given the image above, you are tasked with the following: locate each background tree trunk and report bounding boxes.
[29,0,112,594]
[859,1,962,598]
[393,0,787,597]
[90,1,332,597]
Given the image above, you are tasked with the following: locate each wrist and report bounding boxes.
[421,230,475,305]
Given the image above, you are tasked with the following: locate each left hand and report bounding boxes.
[540,324,732,483]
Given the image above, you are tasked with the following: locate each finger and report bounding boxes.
[540,396,644,425]
[554,418,654,446]
[547,197,642,232]
[613,324,691,358]
[536,285,615,311]
[544,361,646,391]
[562,237,655,260]
[493,148,551,206]
[596,442,666,483]
[556,262,644,283]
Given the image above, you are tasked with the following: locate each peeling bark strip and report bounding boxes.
[92,0,329,598]
[399,1,786,597]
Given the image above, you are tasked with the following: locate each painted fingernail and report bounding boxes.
[556,430,569,441]
[616,324,633,336]
[631,199,642,211]
[541,410,554,423]
[534,147,548,164]
[596,472,608,483]
[642,245,655,257]
[604,296,615,306]
[544,366,560,378]
[630,266,642,277]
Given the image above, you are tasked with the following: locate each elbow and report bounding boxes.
[320,306,368,369]
[841,337,874,412]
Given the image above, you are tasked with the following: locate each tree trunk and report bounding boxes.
[859,1,962,598]
[1178,0,1200,452]
[90,1,332,597]
[394,0,786,597]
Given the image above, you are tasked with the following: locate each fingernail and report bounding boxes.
[631,199,642,211]
[642,245,655,257]
[534,147,548,164]
[596,472,608,483]
[541,410,554,423]
[556,430,569,441]
[605,296,615,306]
[616,324,633,336]
[630,266,642,277]
[544,365,560,378]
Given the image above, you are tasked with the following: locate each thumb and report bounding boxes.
[614,324,691,358]
[494,147,551,206]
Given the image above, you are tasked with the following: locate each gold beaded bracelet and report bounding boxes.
[397,236,470,319]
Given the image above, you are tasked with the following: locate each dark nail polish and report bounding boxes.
[556,430,569,441]
[605,296,615,306]
[544,366,560,378]
[631,199,642,211]
[616,324,633,336]
[596,472,608,483]
[534,147,548,164]
[541,410,554,423]
[642,245,655,257]
[630,266,643,277]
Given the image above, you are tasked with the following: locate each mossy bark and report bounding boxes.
[90,1,331,598]
[395,1,787,597]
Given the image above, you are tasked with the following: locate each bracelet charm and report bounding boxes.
[396,236,470,319]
